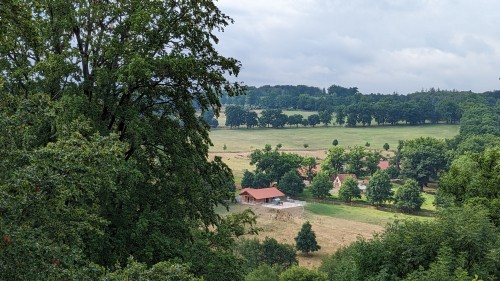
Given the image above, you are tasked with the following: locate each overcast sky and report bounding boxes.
[216,0,500,94]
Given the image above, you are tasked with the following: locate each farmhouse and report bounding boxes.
[239,187,286,204]
[333,174,357,188]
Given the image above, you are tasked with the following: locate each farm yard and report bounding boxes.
[212,122,456,269]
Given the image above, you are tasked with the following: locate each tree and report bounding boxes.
[279,266,327,281]
[245,264,279,281]
[260,109,288,128]
[400,137,447,189]
[245,111,259,128]
[236,237,297,273]
[383,143,390,151]
[394,179,424,213]
[321,146,346,176]
[295,221,321,255]
[226,106,247,128]
[346,146,366,177]
[440,148,499,203]
[366,171,393,207]
[310,172,332,199]
[250,145,303,184]
[301,156,317,183]
[287,114,304,127]
[338,176,361,203]
[335,106,346,126]
[318,110,333,126]
[365,150,381,176]
[278,170,305,196]
[308,114,321,127]
[319,205,500,280]
[202,110,218,128]
[332,139,339,146]
[0,1,247,279]
[241,170,255,188]
[104,258,203,281]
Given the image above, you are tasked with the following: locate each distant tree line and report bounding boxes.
[220,84,500,127]
[225,107,329,129]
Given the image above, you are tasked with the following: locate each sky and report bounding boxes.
[216,0,500,94]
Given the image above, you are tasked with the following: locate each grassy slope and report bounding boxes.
[305,202,433,226]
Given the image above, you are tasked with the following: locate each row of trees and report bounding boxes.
[222,85,499,126]
[225,107,331,128]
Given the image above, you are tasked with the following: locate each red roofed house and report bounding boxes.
[377,160,389,170]
[333,174,357,189]
[239,187,285,204]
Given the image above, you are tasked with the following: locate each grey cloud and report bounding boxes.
[217,0,500,94]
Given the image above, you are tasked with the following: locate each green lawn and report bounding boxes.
[209,124,459,153]
[305,201,434,227]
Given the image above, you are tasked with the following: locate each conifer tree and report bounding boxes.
[295,221,321,255]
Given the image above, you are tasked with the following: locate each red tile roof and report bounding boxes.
[336,174,357,181]
[297,165,321,177]
[378,160,389,170]
[239,187,285,200]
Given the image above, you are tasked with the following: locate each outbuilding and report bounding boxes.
[239,187,285,204]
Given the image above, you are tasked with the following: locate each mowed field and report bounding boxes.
[209,124,459,153]
[218,203,385,268]
[208,124,459,182]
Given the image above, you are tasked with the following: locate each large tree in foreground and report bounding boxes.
[0,1,248,279]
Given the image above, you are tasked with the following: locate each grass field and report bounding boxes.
[305,202,434,226]
[209,124,459,153]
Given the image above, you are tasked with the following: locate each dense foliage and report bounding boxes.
[310,172,332,199]
[393,179,425,213]
[338,176,362,203]
[320,206,500,280]
[235,237,298,274]
[366,171,393,206]
[0,0,255,280]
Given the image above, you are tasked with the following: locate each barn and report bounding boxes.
[239,187,286,204]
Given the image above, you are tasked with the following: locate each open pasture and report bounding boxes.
[209,124,459,153]
[218,203,384,268]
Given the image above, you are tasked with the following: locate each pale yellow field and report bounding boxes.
[221,204,384,268]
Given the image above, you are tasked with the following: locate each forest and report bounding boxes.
[218,85,499,129]
[0,1,499,280]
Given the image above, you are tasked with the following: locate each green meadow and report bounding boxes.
[209,124,460,153]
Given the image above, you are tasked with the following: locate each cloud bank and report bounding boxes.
[216,0,500,94]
